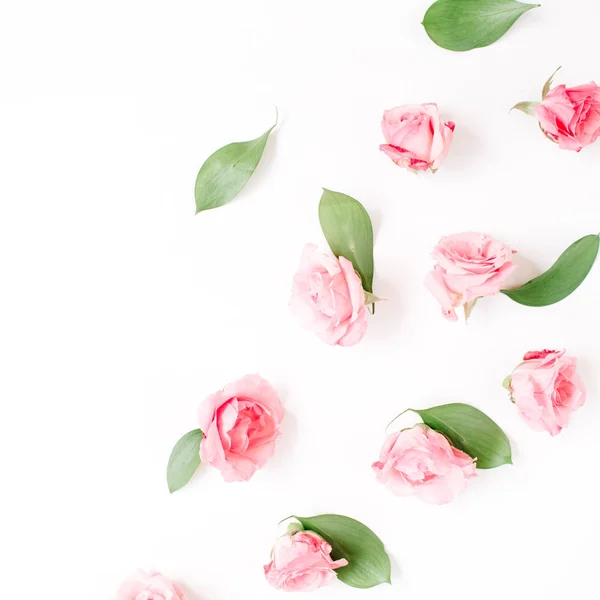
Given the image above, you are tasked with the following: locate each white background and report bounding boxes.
[2,1,599,598]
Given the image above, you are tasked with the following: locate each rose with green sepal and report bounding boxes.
[512,68,600,151]
[373,404,511,504]
[264,515,391,591]
[166,374,284,492]
[503,350,586,436]
[425,231,518,322]
[425,231,599,321]
[290,189,380,346]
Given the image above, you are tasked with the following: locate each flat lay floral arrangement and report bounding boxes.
[116,3,599,599]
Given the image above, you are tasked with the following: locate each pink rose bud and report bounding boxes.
[264,529,348,592]
[535,82,600,151]
[424,232,517,321]
[198,374,284,482]
[379,103,454,172]
[117,570,186,600]
[507,350,586,436]
[290,243,368,346]
[372,424,476,505]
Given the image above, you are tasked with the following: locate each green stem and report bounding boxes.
[385,408,413,435]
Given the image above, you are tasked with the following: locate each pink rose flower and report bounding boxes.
[198,374,284,482]
[117,570,186,600]
[379,103,455,172]
[372,424,476,505]
[264,529,348,592]
[290,243,368,346]
[508,350,586,436]
[535,82,600,151]
[424,232,517,321]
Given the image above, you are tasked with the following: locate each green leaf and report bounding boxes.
[194,120,275,214]
[294,514,391,589]
[318,189,374,293]
[412,403,512,469]
[542,66,561,99]
[511,101,539,116]
[423,0,541,52]
[501,234,599,307]
[166,429,204,493]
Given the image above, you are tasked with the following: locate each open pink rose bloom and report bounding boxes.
[425,232,517,321]
[117,570,186,600]
[380,103,454,172]
[535,82,600,151]
[264,529,348,592]
[508,349,586,436]
[372,424,476,505]
[198,374,284,482]
[290,243,368,346]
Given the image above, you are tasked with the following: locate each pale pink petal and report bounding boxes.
[424,269,460,321]
[338,311,368,346]
[431,121,455,170]
[379,143,417,169]
[225,374,285,422]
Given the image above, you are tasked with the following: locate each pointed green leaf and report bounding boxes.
[294,514,391,589]
[511,101,539,116]
[423,0,541,52]
[501,234,599,307]
[412,403,512,469]
[166,429,204,493]
[542,66,561,99]
[318,189,374,293]
[194,122,275,213]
